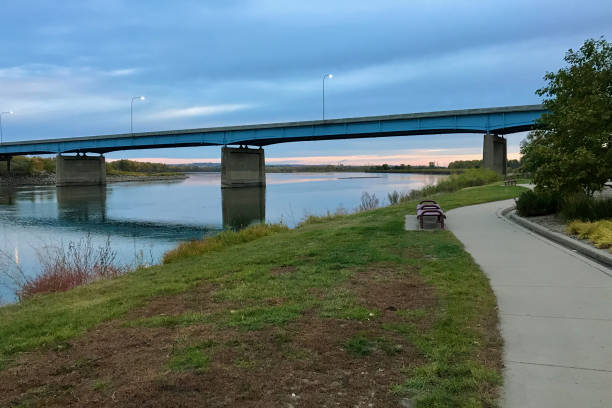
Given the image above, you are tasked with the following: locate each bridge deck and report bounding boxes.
[0,105,546,156]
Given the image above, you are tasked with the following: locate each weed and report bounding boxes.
[15,236,126,300]
[388,190,400,205]
[359,192,380,211]
[345,334,376,355]
[167,341,214,373]
[92,378,111,391]
[163,223,289,264]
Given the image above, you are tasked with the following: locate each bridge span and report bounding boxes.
[0,104,546,187]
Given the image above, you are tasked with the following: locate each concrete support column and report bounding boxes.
[0,157,11,177]
[222,186,265,229]
[221,147,265,188]
[482,134,507,175]
[56,155,106,186]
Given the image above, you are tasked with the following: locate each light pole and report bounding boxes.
[0,111,14,144]
[130,96,145,134]
[322,73,333,120]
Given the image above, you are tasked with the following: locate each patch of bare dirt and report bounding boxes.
[269,265,297,276]
[351,265,436,311]
[125,282,226,320]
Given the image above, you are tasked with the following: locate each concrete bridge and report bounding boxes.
[0,105,546,187]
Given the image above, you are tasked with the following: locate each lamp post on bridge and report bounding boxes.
[322,73,333,120]
[0,111,14,144]
[130,96,145,135]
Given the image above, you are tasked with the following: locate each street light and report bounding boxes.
[131,96,145,134]
[322,73,333,120]
[0,111,14,144]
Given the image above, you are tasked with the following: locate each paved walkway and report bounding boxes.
[447,199,612,407]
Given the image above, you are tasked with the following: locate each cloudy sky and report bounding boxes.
[0,1,610,165]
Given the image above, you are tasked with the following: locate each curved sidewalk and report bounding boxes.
[447,199,612,407]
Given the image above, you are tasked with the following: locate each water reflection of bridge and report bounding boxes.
[0,185,266,239]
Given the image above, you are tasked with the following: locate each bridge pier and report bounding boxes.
[222,186,265,229]
[221,147,265,188]
[482,134,507,175]
[56,154,106,187]
[0,157,10,176]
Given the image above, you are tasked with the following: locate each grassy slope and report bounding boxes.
[0,183,525,406]
[105,169,183,177]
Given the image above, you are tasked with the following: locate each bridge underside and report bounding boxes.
[0,125,535,157]
[48,135,507,188]
[0,105,545,185]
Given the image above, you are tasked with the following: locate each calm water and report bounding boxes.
[0,172,445,301]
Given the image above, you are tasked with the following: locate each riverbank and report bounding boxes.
[0,182,526,406]
[0,173,187,186]
[366,168,460,175]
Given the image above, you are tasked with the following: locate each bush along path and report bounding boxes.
[0,183,525,407]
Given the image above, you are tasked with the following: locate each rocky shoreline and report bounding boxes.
[0,173,188,186]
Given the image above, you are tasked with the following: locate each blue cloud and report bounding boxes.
[0,0,610,163]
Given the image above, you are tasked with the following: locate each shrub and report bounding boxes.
[388,191,400,205]
[17,237,125,300]
[560,194,612,221]
[566,220,612,252]
[358,192,379,211]
[163,223,289,264]
[515,190,561,216]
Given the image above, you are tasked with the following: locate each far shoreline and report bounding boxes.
[0,173,188,187]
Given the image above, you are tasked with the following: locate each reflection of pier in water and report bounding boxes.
[57,186,107,223]
[222,186,265,229]
[0,186,218,241]
[1,184,267,240]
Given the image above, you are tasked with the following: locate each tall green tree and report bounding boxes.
[521,37,612,196]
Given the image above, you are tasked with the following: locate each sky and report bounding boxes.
[0,0,610,166]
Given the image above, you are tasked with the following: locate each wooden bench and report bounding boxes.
[504,179,517,186]
[416,200,446,229]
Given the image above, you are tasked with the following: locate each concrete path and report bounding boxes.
[447,199,612,407]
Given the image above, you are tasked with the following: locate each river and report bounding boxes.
[0,172,445,302]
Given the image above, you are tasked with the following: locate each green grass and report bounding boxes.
[167,341,214,373]
[0,182,526,405]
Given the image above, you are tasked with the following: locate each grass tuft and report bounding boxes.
[345,334,376,355]
[163,223,289,264]
[167,341,215,373]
